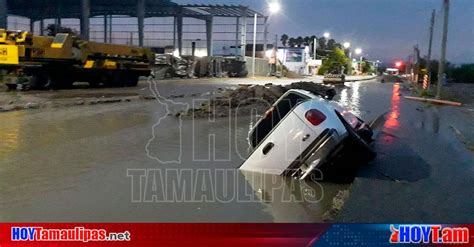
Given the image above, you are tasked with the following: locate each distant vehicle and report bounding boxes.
[386,68,399,75]
[240,89,376,180]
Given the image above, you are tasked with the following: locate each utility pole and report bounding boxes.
[436,0,450,99]
[413,45,420,83]
[426,9,435,85]
[405,55,411,75]
[313,37,317,60]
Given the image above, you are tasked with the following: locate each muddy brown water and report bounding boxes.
[0,79,389,222]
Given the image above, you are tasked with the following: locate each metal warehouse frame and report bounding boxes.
[0,0,269,57]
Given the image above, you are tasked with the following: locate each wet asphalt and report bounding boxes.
[0,76,472,222]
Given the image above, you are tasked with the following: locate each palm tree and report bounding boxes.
[317,37,327,51]
[303,36,311,46]
[280,34,289,47]
[327,39,337,50]
[288,38,296,47]
[296,36,304,47]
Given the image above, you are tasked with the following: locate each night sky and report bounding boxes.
[175,0,474,65]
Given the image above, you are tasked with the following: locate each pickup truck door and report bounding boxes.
[240,111,318,175]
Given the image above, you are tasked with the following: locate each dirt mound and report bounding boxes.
[176,81,336,118]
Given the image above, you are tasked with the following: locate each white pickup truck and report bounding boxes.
[239,89,375,180]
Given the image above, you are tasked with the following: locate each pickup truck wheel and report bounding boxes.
[337,112,377,163]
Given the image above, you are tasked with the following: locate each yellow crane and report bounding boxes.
[0,29,154,90]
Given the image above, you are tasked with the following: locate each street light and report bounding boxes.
[323,32,330,39]
[253,2,281,77]
[269,2,281,14]
[252,13,258,77]
[354,48,363,73]
[343,42,351,49]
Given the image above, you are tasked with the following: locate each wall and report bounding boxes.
[244,57,269,76]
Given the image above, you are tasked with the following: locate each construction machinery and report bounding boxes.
[0,29,153,90]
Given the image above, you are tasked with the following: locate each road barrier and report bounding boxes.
[423,74,430,90]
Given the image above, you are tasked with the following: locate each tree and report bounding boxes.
[317,37,327,51]
[361,61,373,73]
[303,36,311,46]
[448,64,474,83]
[418,58,452,83]
[317,48,350,75]
[280,34,289,47]
[296,36,304,47]
[327,39,337,50]
[288,37,296,47]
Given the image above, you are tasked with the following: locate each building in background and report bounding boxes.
[0,0,267,57]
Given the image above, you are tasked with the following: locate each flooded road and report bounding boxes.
[1,78,471,222]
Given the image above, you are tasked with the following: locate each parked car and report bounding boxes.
[239,89,376,180]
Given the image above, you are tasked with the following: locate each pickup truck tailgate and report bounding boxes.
[240,111,318,175]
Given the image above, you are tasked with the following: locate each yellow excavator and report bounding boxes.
[0,29,154,90]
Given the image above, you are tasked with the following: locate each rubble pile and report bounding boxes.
[153,55,248,79]
[177,81,336,118]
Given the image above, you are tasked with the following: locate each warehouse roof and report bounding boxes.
[6,0,265,21]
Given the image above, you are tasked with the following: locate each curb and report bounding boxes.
[345,76,378,82]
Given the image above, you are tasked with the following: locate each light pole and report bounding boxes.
[311,32,330,60]
[375,60,381,74]
[253,1,280,77]
[313,37,317,60]
[355,48,362,73]
[267,2,280,49]
[252,13,257,77]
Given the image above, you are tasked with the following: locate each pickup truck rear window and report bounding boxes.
[250,92,309,148]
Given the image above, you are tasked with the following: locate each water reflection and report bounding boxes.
[384,83,401,130]
[419,107,440,134]
[0,111,22,160]
[240,170,328,222]
[338,82,361,116]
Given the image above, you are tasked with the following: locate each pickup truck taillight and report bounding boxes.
[305,109,326,126]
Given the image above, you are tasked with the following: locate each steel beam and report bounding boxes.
[81,0,90,40]
[206,17,214,56]
[55,0,62,33]
[177,12,183,56]
[235,17,239,56]
[263,17,268,53]
[240,6,248,57]
[109,15,112,43]
[137,0,145,46]
[173,16,176,48]
[0,0,7,29]
[104,15,108,43]
[30,19,34,33]
[40,20,44,35]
